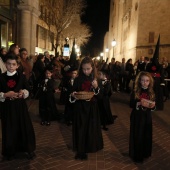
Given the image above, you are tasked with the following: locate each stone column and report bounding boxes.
[19,9,31,52]
[30,8,40,55]
[17,0,40,55]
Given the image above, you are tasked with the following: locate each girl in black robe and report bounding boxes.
[0,54,36,160]
[70,57,103,160]
[129,71,156,163]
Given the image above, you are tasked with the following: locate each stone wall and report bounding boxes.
[106,0,170,63]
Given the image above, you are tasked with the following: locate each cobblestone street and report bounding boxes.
[0,92,170,170]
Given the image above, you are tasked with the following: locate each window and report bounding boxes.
[149,32,154,43]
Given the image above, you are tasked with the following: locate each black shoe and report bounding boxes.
[74,153,80,159]
[102,127,108,131]
[74,153,88,160]
[80,153,88,160]
[46,122,51,126]
[41,121,45,125]
[66,121,72,126]
[112,115,118,120]
[27,152,36,160]
[4,155,15,161]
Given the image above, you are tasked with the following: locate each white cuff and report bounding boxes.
[160,83,165,86]
[0,92,5,102]
[22,89,29,99]
[93,87,100,95]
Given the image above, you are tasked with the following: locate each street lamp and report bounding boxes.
[100,52,104,60]
[111,39,116,58]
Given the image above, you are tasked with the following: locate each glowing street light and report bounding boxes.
[105,48,109,53]
[97,56,100,60]
[100,52,104,57]
[111,39,116,58]
[105,48,109,59]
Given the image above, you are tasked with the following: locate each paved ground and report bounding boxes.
[0,92,170,170]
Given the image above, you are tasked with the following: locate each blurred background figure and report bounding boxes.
[0,47,7,62]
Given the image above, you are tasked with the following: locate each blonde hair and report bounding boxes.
[134,71,155,100]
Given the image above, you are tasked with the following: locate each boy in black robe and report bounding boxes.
[0,54,36,160]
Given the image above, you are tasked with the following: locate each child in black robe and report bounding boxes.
[129,71,156,163]
[0,54,36,160]
[63,67,78,126]
[97,69,115,131]
[39,67,60,125]
[70,57,103,160]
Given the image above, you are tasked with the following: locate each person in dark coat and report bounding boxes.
[129,71,156,163]
[147,35,164,110]
[70,57,103,160]
[125,58,134,93]
[0,54,36,160]
[0,47,7,62]
[136,56,146,75]
[32,54,45,98]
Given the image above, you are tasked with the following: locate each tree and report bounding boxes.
[39,0,89,55]
[61,15,92,49]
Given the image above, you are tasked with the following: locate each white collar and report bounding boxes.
[7,71,17,76]
[142,86,148,90]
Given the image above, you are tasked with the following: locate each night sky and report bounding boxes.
[81,0,110,56]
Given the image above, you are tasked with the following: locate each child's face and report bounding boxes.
[6,59,18,73]
[71,71,78,79]
[45,70,52,78]
[98,71,106,80]
[141,75,150,88]
[82,63,93,76]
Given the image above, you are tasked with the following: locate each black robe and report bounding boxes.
[148,64,164,110]
[63,77,75,123]
[71,74,103,153]
[129,88,154,162]
[98,80,113,126]
[0,72,36,157]
[39,78,59,121]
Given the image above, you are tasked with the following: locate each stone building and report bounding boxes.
[105,0,170,62]
[0,0,40,55]
[0,0,59,55]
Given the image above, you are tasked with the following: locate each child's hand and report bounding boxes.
[136,102,141,107]
[4,91,19,99]
[149,101,155,108]
[141,98,155,108]
[71,91,78,99]
[92,79,98,89]
[18,90,24,98]
[55,89,61,93]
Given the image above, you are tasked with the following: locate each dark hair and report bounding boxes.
[37,54,45,61]
[79,57,97,79]
[8,44,18,53]
[126,58,132,63]
[5,54,19,63]
[45,65,53,73]
[144,57,149,61]
[0,47,5,53]
[6,44,19,57]
[19,48,27,54]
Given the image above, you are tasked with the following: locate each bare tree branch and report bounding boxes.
[39,0,89,55]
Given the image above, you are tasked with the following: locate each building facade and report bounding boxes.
[105,0,170,62]
[0,0,40,55]
[0,0,16,49]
